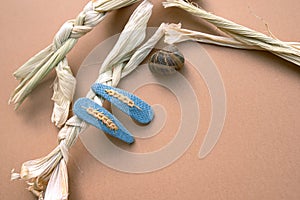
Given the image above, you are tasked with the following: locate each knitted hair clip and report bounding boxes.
[73,97,135,144]
[91,83,154,124]
[73,84,154,144]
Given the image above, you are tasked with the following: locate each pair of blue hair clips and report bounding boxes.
[73,83,154,144]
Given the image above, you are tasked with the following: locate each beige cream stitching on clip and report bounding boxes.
[84,107,118,131]
[105,89,141,110]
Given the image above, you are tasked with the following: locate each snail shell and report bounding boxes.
[148,45,185,75]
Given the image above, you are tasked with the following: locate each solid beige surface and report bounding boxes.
[1,0,300,199]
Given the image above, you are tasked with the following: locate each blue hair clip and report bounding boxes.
[73,98,135,144]
[73,84,154,144]
[91,83,154,124]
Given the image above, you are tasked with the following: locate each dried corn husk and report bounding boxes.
[99,0,154,74]
[164,23,300,51]
[11,1,166,199]
[9,0,140,128]
[121,23,167,78]
[163,0,300,67]
[51,59,76,128]
[43,152,69,200]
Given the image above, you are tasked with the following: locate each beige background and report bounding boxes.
[1,0,300,199]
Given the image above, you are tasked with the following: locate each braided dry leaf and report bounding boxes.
[51,59,76,128]
[94,0,140,12]
[163,0,300,67]
[11,1,163,199]
[164,23,300,51]
[120,23,167,78]
[9,0,140,127]
[99,0,153,74]
[44,159,68,200]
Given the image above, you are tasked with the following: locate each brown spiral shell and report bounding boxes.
[148,45,185,75]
